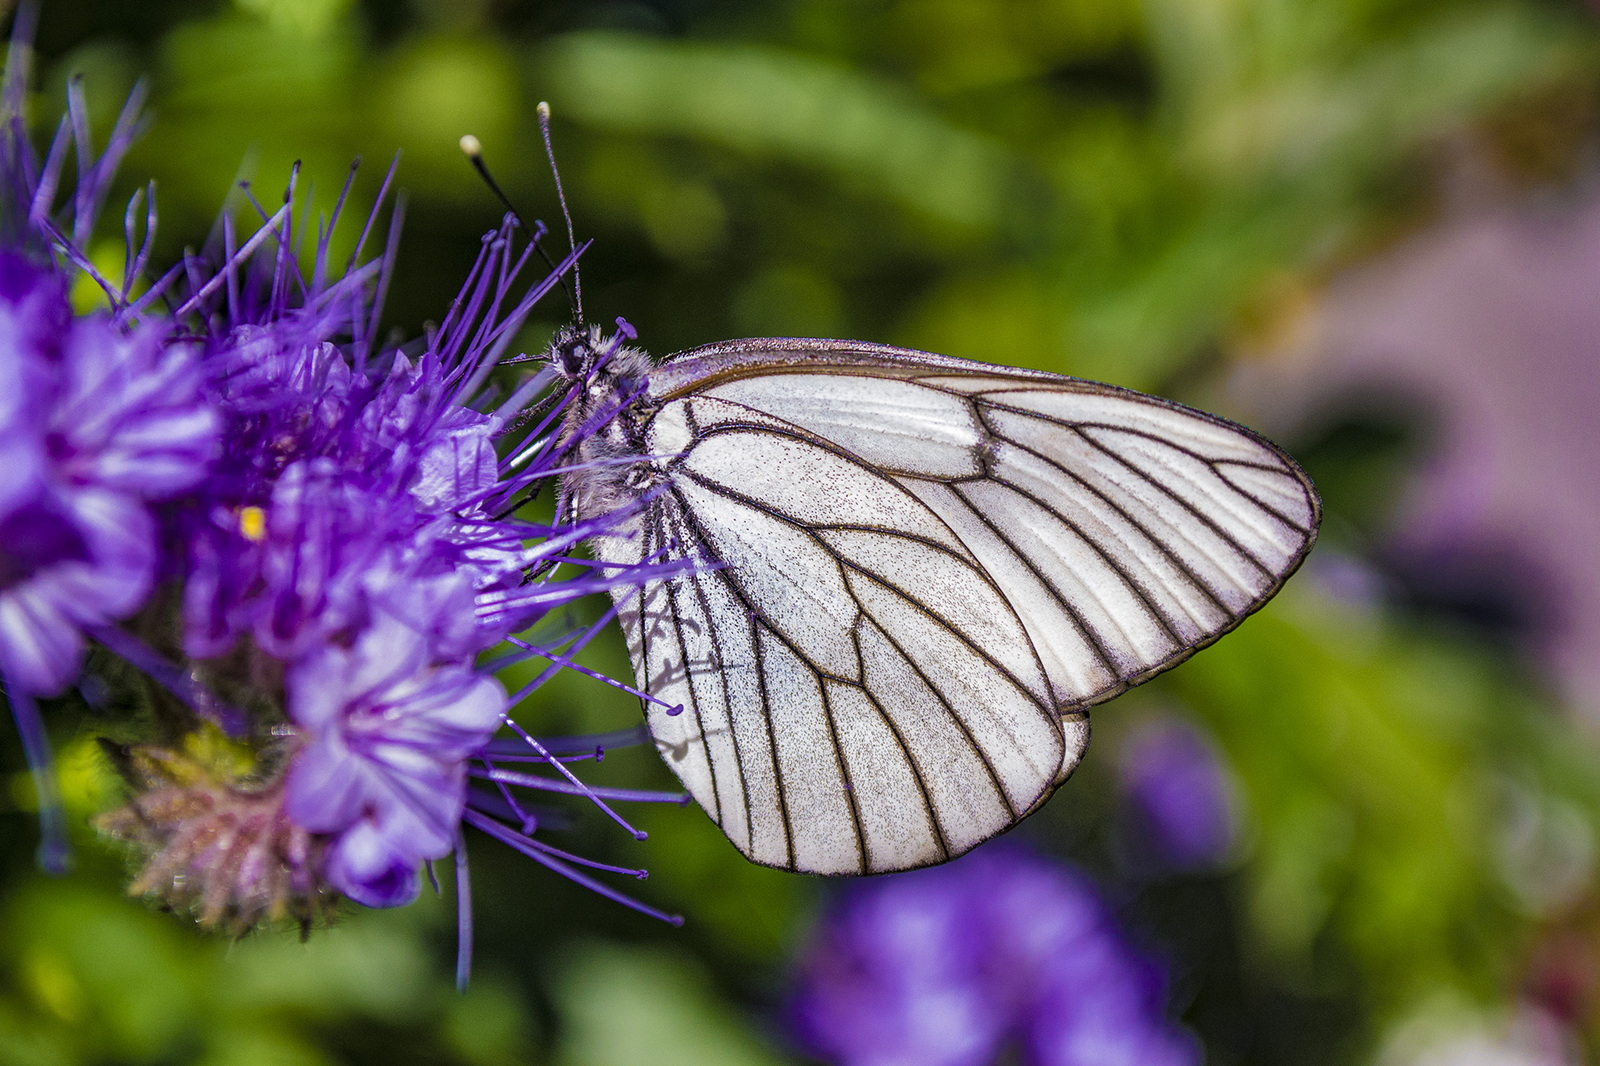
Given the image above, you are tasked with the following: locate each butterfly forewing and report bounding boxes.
[591,339,1318,876]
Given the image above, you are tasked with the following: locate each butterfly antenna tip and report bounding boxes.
[460,130,578,320]
[537,101,583,325]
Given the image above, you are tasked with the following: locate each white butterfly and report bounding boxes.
[553,329,1319,876]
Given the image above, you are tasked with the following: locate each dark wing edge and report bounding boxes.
[652,337,1071,397]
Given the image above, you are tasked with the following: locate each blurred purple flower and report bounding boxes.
[0,484,153,695]
[1115,715,1240,874]
[0,250,217,696]
[51,309,218,497]
[789,846,1199,1066]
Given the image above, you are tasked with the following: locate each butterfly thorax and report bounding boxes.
[547,324,661,520]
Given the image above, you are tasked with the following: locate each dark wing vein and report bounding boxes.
[676,463,1056,720]
[859,605,1017,818]
[1209,461,1315,531]
[659,543,722,827]
[665,504,760,854]
[815,670,868,874]
[667,483,798,869]
[748,617,797,870]
[933,478,1122,684]
[1068,424,1278,581]
[993,429,1237,627]
[848,624,950,863]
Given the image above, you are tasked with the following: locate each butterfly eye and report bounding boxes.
[549,328,591,378]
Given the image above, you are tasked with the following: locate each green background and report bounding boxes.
[6,0,1600,1062]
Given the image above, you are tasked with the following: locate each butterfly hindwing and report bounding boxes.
[597,339,1318,875]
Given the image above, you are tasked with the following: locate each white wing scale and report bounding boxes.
[592,341,1318,875]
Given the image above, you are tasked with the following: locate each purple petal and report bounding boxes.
[51,317,217,497]
[0,251,68,368]
[340,612,432,704]
[0,488,154,696]
[368,781,461,860]
[0,583,87,696]
[52,488,156,620]
[410,408,497,511]
[285,642,358,733]
[283,730,372,833]
[180,522,263,658]
[0,429,45,520]
[323,819,422,908]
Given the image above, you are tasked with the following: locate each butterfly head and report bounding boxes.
[549,324,603,379]
[546,322,652,388]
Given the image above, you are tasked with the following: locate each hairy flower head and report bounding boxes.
[0,13,681,951]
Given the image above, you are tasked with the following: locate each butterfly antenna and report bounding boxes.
[458,133,580,323]
[537,101,583,326]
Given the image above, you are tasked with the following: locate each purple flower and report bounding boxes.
[284,610,506,907]
[50,313,217,497]
[0,485,153,695]
[179,296,551,663]
[0,252,216,695]
[2,16,683,956]
[789,846,1199,1066]
[146,214,670,926]
[1115,715,1240,874]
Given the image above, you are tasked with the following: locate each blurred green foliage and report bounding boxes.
[8,0,1600,1063]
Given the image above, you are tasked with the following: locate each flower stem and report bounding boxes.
[2,676,71,874]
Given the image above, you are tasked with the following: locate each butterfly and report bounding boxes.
[549,326,1320,876]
